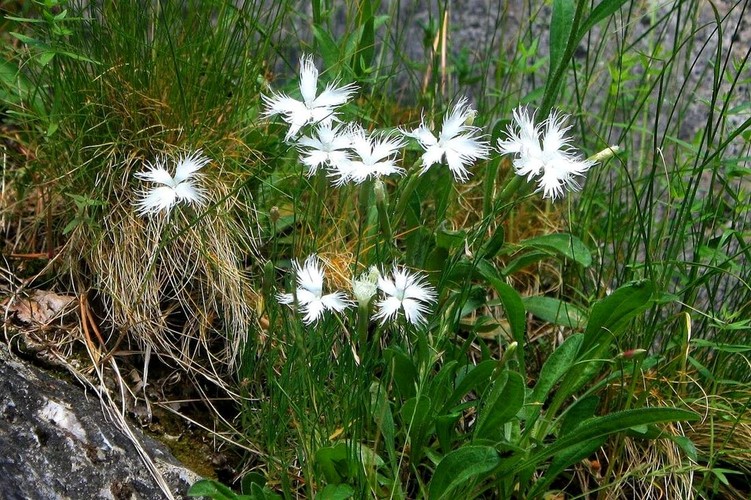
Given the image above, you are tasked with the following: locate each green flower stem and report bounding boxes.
[374,179,393,244]
[494,172,526,207]
[483,156,501,218]
[392,159,425,228]
[357,303,371,347]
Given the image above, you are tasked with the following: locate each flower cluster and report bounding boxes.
[262,55,494,187]
[263,55,597,198]
[277,255,437,326]
[133,56,602,218]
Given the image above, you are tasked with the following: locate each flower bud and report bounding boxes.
[590,145,620,163]
[352,266,380,308]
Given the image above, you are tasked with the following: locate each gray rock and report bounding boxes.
[0,342,202,500]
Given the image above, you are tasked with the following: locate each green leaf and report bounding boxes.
[402,396,434,463]
[582,280,654,352]
[515,233,592,267]
[444,360,495,411]
[312,25,341,69]
[429,446,501,500]
[547,283,654,410]
[352,0,375,77]
[670,435,698,462]
[502,250,553,276]
[499,408,699,477]
[435,412,462,452]
[559,395,599,436]
[691,338,751,353]
[62,217,81,235]
[370,383,396,463]
[523,296,587,328]
[384,347,418,398]
[528,334,583,416]
[528,436,606,497]
[188,479,240,499]
[316,484,355,500]
[577,0,629,40]
[478,226,505,259]
[435,222,467,250]
[314,443,350,484]
[475,260,526,373]
[241,472,266,494]
[547,0,575,93]
[475,371,525,440]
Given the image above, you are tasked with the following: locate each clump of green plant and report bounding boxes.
[185,0,707,496]
[1,0,286,377]
[2,0,750,499]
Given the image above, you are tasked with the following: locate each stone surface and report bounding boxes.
[0,342,202,500]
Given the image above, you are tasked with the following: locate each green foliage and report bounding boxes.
[3,0,750,499]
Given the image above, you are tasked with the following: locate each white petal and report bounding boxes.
[262,91,303,117]
[537,166,567,200]
[174,151,210,183]
[419,144,445,173]
[377,275,398,297]
[444,148,471,182]
[300,150,330,174]
[135,161,174,186]
[277,292,294,305]
[542,110,574,153]
[301,299,326,324]
[373,296,403,324]
[320,292,352,312]
[173,180,206,206]
[404,122,438,148]
[298,54,319,106]
[313,81,357,109]
[401,298,430,325]
[296,288,318,306]
[295,255,324,297]
[440,97,473,142]
[135,186,177,216]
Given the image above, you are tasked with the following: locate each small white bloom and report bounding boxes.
[497,106,596,200]
[297,120,352,176]
[373,267,437,325]
[402,97,490,182]
[134,151,209,216]
[351,266,380,308]
[262,54,357,141]
[330,125,405,186]
[277,255,352,324]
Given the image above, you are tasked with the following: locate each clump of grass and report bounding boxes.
[1,0,285,381]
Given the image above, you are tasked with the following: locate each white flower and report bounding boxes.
[373,267,437,325]
[134,151,209,216]
[351,266,380,308]
[402,97,490,182]
[497,107,595,200]
[262,54,357,141]
[330,125,405,186]
[297,120,352,176]
[277,255,352,324]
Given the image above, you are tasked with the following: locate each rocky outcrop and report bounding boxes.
[0,341,202,500]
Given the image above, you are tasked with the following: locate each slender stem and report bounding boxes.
[374,179,393,244]
[392,159,425,228]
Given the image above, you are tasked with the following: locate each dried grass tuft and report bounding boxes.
[62,149,258,392]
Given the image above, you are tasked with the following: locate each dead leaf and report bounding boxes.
[4,290,77,326]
